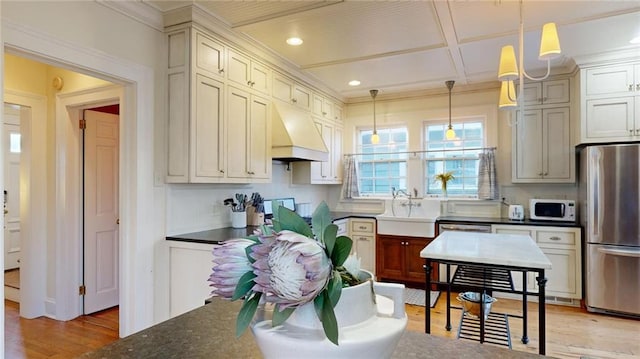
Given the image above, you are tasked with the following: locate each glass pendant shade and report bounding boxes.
[498,45,518,81]
[445,126,456,140]
[499,81,518,109]
[371,132,380,144]
[539,23,561,60]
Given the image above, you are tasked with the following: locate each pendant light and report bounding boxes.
[445,80,456,140]
[370,89,379,144]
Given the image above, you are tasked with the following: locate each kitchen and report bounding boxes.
[2,1,640,358]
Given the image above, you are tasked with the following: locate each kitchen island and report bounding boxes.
[81,297,545,358]
[420,231,552,355]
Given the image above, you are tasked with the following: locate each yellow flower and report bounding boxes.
[434,171,455,191]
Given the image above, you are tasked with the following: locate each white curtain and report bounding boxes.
[477,148,498,200]
[342,156,360,199]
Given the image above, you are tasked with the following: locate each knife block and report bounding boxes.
[247,206,264,226]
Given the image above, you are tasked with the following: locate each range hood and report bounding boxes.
[271,102,329,162]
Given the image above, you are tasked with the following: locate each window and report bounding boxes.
[424,120,484,196]
[357,127,408,196]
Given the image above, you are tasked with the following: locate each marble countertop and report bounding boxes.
[81,298,546,359]
[420,231,552,269]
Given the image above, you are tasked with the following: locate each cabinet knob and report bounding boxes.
[291,98,297,103]
[219,169,224,174]
[636,129,640,135]
[538,172,543,176]
[543,172,548,176]
[630,130,634,135]
[247,81,252,86]
[247,171,255,175]
[636,84,640,91]
[549,236,561,241]
[629,84,634,91]
[322,112,327,116]
[219,68,224,74]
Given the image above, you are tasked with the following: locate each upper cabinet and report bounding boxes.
[580,62,640,143]
[272,72,313,111]
[227,49,271,95]
[512,77,574,183]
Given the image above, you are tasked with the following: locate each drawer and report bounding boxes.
[536,230,576,245]
[352,235,374,242]
[351,220,374,233]
[334,219,348,236]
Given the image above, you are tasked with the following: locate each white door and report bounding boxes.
[83,110,119,314]
[3,104,22,270]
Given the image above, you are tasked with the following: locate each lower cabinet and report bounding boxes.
[349,219,376,274]
[168,240,217,317]
[491,224,582,301]
[376,234,434,285]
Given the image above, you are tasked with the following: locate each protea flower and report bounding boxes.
[251,230,332,309]
[209,238,255,299]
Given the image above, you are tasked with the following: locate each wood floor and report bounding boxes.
[4,295,640,358]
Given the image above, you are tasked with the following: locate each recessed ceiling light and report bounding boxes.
[286,37,303,46]
[348,80,361,86]
[631,36,640,44]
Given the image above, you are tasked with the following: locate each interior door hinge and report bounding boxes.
[79,285,86,296]
[79,119,86,129]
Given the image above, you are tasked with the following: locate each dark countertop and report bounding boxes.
[81,298,546,359]
[437,216,582,228]
[166,212,381,245]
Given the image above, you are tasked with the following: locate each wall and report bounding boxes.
[341,84,578,216]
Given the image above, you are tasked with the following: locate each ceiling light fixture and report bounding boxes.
[349,80,361,86]
[445,80,456,141]
[498,0,561,110]
[286,37,303,46]
[370,89,379,145]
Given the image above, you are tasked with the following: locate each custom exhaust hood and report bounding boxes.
[271,102,329,162]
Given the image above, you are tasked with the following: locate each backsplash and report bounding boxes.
[166,162,340,235]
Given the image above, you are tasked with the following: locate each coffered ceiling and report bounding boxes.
[145,1,640,99]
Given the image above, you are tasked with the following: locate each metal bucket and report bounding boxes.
[457,292,497,320]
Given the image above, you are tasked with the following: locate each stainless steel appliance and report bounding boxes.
[529,199,576,222]
[579,143,640,317]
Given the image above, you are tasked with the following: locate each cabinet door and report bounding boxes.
[519,82,542,106]
[320,122,333,180]
[513,110,543,180]
[227,49,251,88]
[250,61,270,94]
[226,86,250,179]
[376,236,404,280]
[535,247,577,297]
[195,32,225,78]
[543,107,571,180]
[167,71,189,182]
[293,84,312,111]
[586,65,635,96]
[192,74,225,181]
[353,234,375,274]
[248,95,271,179]
[330,125,343,183]
[406,238,429,282]
[169,242,216,317]
[585,97,635,139]
[492,226,535,292]
[272,73,294,103]
[542,79,570,104]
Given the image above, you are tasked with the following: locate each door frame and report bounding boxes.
[3,19,156,338]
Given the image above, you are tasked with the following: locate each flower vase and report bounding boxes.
[251,271,407,359]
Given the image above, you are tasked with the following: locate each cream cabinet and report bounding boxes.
[291,119,343,184]
[227,48,271,95]
[519,79,570,106]
[349,218,376,274]
[491,224,582,302]
[226,86,271,181]
[167,27,227,183]
[513,107,573,183]
[168,240,217,317]
[272,72,312,111]
[312,93,343,122]
[580,62,640,143]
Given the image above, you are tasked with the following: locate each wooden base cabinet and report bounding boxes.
[376,235,434,285]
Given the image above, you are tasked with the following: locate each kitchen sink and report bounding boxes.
[376,199,441,237]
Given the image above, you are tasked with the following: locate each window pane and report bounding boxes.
[9,133,21,153]
[357,126,408,197]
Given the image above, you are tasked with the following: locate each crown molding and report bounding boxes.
[97,0,164,32]
[573,47,640,68]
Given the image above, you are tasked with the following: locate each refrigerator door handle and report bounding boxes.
[597,247,640,258]
[590,149,602,239]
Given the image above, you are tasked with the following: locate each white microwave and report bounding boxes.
[529,199,576,222]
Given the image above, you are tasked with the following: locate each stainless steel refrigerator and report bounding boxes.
[579,143,640,317]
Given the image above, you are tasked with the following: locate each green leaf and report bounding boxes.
[271,305,295,327]
[323,224,338,256]
[244,243,259,263]
[275,206,313,237]
[327,271,343,307]
[236,292,261,337]
[313,293,325,319]
[311,202,332,244]
[231,271,256,301]
[320,290,339,346]
[331,236,353,267]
